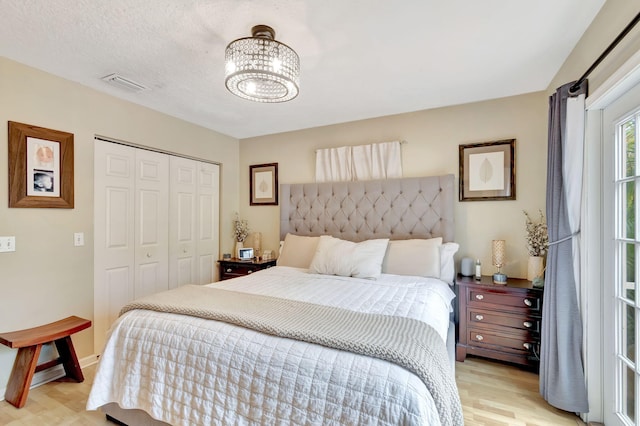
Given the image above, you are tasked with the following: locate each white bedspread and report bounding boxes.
[87,267,457,425]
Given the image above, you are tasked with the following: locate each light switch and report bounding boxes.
[74,232,84,247]
[0,236,16,253]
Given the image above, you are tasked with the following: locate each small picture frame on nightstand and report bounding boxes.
[238,247,254,261]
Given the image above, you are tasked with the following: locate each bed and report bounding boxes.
[87,175,463,425]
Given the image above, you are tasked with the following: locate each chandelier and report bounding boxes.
[225,25,300,103]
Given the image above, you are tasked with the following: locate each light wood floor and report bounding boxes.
[0,356,585,425]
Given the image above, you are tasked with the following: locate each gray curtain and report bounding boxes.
[540,80,589,413]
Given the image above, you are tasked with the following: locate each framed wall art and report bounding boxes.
[8,121,74,208]
[459,139,515,201]
[250,163,278,206]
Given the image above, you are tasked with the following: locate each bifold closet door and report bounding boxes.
[169,157,219,288]
[94,141,135,352]
[133,149,169,298]
[94,141,169,352]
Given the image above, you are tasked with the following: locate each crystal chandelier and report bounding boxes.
[225,25,300,103]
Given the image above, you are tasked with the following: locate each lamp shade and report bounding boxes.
[225,25,300,103]
[492,239,506,268]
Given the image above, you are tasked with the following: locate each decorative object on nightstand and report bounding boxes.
[254,232,262,257]
[455,274,543,369]
[460,257,474,277]
[233,213,249,257]
[524,210,548,284]
[474,259,482,280]
[492,239,507,285]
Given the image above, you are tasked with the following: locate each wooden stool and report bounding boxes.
[0,316,91,408]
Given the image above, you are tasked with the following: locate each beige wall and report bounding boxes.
[240,92,548,280]
[0,57,239,390]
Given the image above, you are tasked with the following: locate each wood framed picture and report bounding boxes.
[250,163,278,206]
[8,121,74,208]
[459,139,515,201]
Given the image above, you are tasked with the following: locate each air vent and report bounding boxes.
[101,73,148,93]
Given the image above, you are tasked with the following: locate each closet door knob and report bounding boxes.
[475,294,484,301]
[146,253,152,258]
[475,314,484,321]
[524,298,532,307]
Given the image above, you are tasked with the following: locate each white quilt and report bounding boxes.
[87,267,457,425]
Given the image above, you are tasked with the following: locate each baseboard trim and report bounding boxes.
[0,353,98,402]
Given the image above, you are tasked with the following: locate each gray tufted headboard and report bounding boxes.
[280,175,454,243]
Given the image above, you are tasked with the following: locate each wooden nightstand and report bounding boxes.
[218,258,277,281]
[455,274,543,369]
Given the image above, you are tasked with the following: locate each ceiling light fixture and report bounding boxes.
[225,25,300,103]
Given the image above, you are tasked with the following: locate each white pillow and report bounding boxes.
[309,236,389,279]
[381,238,443,278]
[276,233,321,268]
[439,242,460,285]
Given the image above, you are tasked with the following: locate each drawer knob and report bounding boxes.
[523,343,532,350]
[524,298,533,307]
[523,321,533,328]
[247,270,253,274]
[475,314,484,321]
[475,294,484,301]
[226,268,232,272]
[475,334,484,341]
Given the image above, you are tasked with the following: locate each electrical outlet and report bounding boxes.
[74,232,84,247]
[0,236,16,252]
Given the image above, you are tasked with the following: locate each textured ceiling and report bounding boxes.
[0,0,605,139]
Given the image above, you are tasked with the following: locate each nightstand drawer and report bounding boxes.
[467,328,535,354]
[468,308,541,333]
[468,289,541,313]
[223,264,260,275]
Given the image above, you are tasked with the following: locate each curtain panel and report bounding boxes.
[315,141,402,182]
[540,80,589,413]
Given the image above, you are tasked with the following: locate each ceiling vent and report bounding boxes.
[101,73,149,93]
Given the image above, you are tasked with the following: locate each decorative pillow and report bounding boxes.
[308,236,390,279]
[276,233,320,268]
[439,242,460,285]
[381,237,443,278]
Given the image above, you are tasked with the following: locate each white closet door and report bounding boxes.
[95,139,217,353]
[169,156,198,288]
[169,158,220,287]
[94,141,135,353]
[196,161,220,284]
[134,149,169,299]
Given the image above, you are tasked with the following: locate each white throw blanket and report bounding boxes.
[120,285,463,425]
[88,267,459,425]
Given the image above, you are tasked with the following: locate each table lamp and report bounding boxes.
[492,239,507,285]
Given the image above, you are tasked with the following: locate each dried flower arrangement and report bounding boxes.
[523,210,548,257]
[233,213,249,242]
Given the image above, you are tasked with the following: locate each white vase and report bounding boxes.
[527,256,544,281]
[235,241,243,258]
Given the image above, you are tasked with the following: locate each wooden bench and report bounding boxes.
[0,316,91,408]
